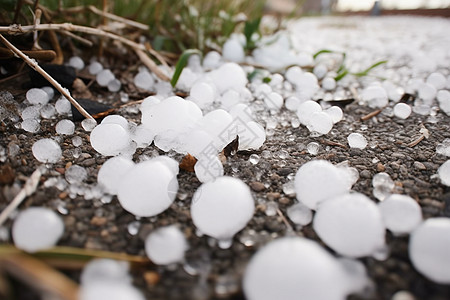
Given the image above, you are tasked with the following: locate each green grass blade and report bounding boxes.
[244,17,261,51]
[352,60,388,77]
[335,69,349,81]
[170,49,202,87]
[313,49,334,60]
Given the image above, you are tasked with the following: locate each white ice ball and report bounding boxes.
[90,123,132,156]
[145,225,188,265]
[378,194,422,235]
[98,156,135,195]
[32,138,62,163]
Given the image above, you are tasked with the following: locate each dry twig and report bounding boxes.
[361,106,386,121]
[88,5,149,31]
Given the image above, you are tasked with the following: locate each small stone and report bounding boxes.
[90,216,108,226]
[266,192,280,201]
[376,163,386,172]
[249,181,265,192]
[413,161,426,170]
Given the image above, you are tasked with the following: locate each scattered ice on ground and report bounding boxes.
[55,97,72,115]
[26,88,49,105]
[436,139,450,156]
[347,133,368,149]
[117,160,178,217]
[191,176,254,247]
[32,138,62,163]
[361,86,388,108]
[90,123,132,156]
[313,192,386,258]
[88,61,103,75]
[65,164,87,184]
[80,259,131,285]
[145,225,188,265]
[306,142,320,155]
[55,119,75,135]
[393,103,412,119]
[96,69,115,87]
[243,237,353,300]
[21,119,40,133]
[12,207,64,252]
[438,160,450,186]
[378,194,423,235]
[68,56,84,70]
[222,38,245,63]
[286,202,313,226]
[195,155,224,183]
[409,218,450,284]
[372,172,395,201]
[294,160,350,210]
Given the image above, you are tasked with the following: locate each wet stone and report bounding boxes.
[249,181,265,192]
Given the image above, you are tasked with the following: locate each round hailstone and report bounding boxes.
[21,119,40,133]
[108,78,121,92]
[285,96,301,111]
[26,88,49,105]
[68,56,85,70]
[101,115,129,130]
[378,194,423,235]
[313,64,328,79]
[190,81,215,109]
[82,118,97,132]
[393,103,412,119]
[55,119,75,135]
[436,139,450,157]
[219,89,241,110]
[194,155,224,183]
[361,86,388,108]
[237,121,266,150]
[229,103,254,123]
[438,160,450,186]
[191,176,254,246]
[324,106,343,124]
[134,71,154,90]
[117,161,178,217]
[222,38,245,63]
[243,237,352,300]
[40,104,56,119]
[426,72,446,90]
[41,86,54,99]
[32,138,62,163]
[144,225,188,265]
[131,125,155,148]
[21,106,40,120]
[296,100,322,126]
[418,83,437,103]
[264,92,283,111]
[80,259,131,285]
[409,218,450,284]
[12,207,64,252]
[65,164,87,184]
[96,69,115,87]
[286,202,313,226]
[90,123,132,156]
[55,97,72,115]
[347,133,368,149]
[203,51,221,70]
[372,172,395,201]
[209,62,247,94]
[98,157,135,195]
[322,77,336,91]
[306,111,333,135]
[313,192,386,258]
[88,61,103,75]
[79,282,145,300]
[294,160,350,210]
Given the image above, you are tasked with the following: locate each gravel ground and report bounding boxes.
[1,15,450,300]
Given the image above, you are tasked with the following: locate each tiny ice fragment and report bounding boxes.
[347,133,367,149]
[55,119,75,135]
[436,139,450,157]
[378,194,422,235]
[287,202,312,225]
[26,88,49,105]
[393,103,412,119]
[438,160,450,186]
[12,207,64,252]
[65,164,87,184]
[306,142,320,155]
[372,172,395,201]
[145,225,188,265]
[248,154,260,165]
[32,138,62,163]
[409,218,450,284]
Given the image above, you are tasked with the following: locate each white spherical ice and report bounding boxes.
[96,69,115,87]
[117,161,178,217]
[194,155,224,183]
[209,62,247,94]
[191,177,254,244]
[361,86,388,108]
[55,119,75,135]
[438,160,450,186]
[145,225,188,265]
[222,38,245,63]
[393,103,412,119]
[294,160,350,210]
[80,259,131,285]
[306,111,333,135]
[12,207,64,252]
[90,123,132,156]
[378,194,422,235]
[322,77,336,91]
[98,156,135,195]
[409,218,450,284]
[190,81,215,109]
[26,88,49,105]
[32,138,62,163]
[426,72,446,90]
[324,106,343,124]
[313,193,385,258]
[243,237,352,300]
[347,133,368,149]
[296,100,322,126]
[79,282,144,300]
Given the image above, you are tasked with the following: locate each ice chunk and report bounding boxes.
[145,225,188,265]
[209,63,247,94]
[393,103,412,119]
[324,106,343,124]
[361,86,388,108]
[378,194,422,235]
[81,259,131,285]
[438,160,450,186]
[437,90,450,116]
[56,119,75,135]
[98,156,135,195]
[117,160,178,217]
[65,164,87,184]
[307,142,320,155]
[12,207,64,252]
[313,192,386,257]
[55,97,72,115]
[21,106,40,120]
[295,72,320,99]
[306,111,333,135]
[230,103,254,123]
[285,66,302,85]
[409,218,450,284]
[32,138,62,163]
[149,156,179,177]
[287,202,312,226]
[237,121,266,150]
[21,119,40,133]
[296,100,322,126]
[26,88,49,105]
[436,139,450,157]
[190,81,215,109]
[88,61,103,75]
[264,92,283,111]
[372,172,395,201]
[140,95,161,113]
[222,38,245,63]
[243,237,352,300]
[294,160,350,210]
[90,123,132,156]
[195,155,224,183]
[68,56,84,70]
[347,133,367,149]
[426,72,446,90]
[191,176,254,246]
[96,69,115,87]
[79,281,145,300]
[322,77,336,91]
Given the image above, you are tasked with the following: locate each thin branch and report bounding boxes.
[361,106,385,121]
[276,208,293,232]
[88,5,149,31]
[57,29,93,46]
[0,168,42,227]
[32,9,42,50]
[0,34,95,121]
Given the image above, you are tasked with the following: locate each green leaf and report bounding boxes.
[171,49,202,87]
[313,49,334,60]
[262,77,271,83]
[335,69,349,81]
[244,17,261,51]
[352,60,387,77]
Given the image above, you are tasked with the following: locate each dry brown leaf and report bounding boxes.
[179,154,197,172]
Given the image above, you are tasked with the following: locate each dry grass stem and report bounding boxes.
[88,5,149,31]
[361,107,385,121]
[58,29,93,46]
